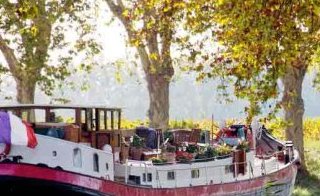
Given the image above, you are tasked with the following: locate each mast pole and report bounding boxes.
[211,114,214,144]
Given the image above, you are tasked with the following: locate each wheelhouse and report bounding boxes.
[0,104,122,149]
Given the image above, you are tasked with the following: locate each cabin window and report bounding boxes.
[143,173,152,182]
[225,165,232,174]
[52,151,57,157]
[106,163,109,171]
[167,171,175,180]
[191,169,200,178]
[81,110,86,123]
[86,109,93,131]
[21,111,28,121]
[93,153,99,172]
[35,109,45,122]
[129,175,141,185]
[73,148,82,168]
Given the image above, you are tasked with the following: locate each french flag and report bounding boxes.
[0,111,37,148]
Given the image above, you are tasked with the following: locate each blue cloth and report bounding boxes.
[237,127,245,140]
[220,137,240,146]
[136,126,157,149]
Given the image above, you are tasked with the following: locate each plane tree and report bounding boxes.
[0,0,100,104]
[186,0,320,169]
[104,0,194,129]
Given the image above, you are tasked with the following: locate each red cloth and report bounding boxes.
[247,131,254,149]
[23,121,38,148]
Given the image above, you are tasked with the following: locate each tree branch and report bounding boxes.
[159,28,174,77]
[54,0,74,21]
[105,0,152,72]
[143,7,160,60]
[105,0,124,22]
[1,0,23,30]
[0,34,18,77]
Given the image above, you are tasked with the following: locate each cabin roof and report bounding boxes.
[0,104,122,111]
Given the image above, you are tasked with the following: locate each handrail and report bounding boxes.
[255,150,285,159]
[152,156,285,188]
[124,150,290,188]
[127,150,287,166]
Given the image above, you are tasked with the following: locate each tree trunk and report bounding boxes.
[16,78,36,121]
[146,74,171,130]
[281,65,306,169]
[104,0,174,130]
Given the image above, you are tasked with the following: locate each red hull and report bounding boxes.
[0,162,297,196]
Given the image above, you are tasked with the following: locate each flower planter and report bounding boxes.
[233,150,247,176]
[120,146,130,163]
[176,151,193,163]
[162,152,176,163]
[131,147,143,160]
[216,154,231,160]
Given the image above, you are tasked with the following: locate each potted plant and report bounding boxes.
[194,152,207,162]
[120,143,130,163]
[151,157,167,165]
[205,146,217,160]
[234,140,249,175]
[236,140,250,152]
[194,145,209,162]
[186,144,198,158]
[161,144,176,163]
[216,144,232,159]
[130,135,144,160]
[176,151,193,163]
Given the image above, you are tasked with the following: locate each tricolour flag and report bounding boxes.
[0,111,37,148]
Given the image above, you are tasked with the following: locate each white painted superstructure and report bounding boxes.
[7,134,114,180]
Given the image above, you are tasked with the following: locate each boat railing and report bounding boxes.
[152,156,227,165]
[150,149,286,166]
[121,150,293,188]
[151,150,291,188]
[153,159,282,188]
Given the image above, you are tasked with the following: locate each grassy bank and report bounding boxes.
[293,140,320,196]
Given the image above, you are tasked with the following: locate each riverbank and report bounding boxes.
[293,140,320,196]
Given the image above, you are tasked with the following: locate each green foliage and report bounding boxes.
[186,144,198,153]
[163,131,174,143]
[266,118,320,141]
[293,139,320,195]
[205,147,217,158]
[105,0,218,128]
[236,140,250,152]
[166,144,176,153]
[216,144,232,157]
[131,134,144,148]
[121,119,148,129]
[205,146,217,158]
[120,118,320,141]
[185,0,320,122]
[54,115,64,123]
[151,157,167,165]
[105,0,190,80]
[0,0,100,99]
[194,152,207,160]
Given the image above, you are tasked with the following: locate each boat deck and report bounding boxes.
[114,150,295,189]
